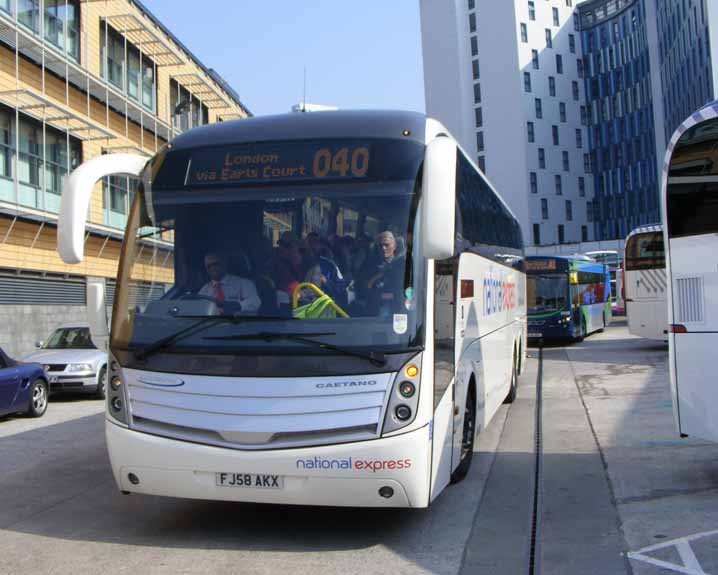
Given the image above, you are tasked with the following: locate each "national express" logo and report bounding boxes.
[296,457,412,472]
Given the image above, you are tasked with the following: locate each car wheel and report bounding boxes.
[451,386,476,484]
[95,366,107,400]
[27,379,48,418]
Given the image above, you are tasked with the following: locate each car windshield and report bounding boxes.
[527,274,568,314]
[111,138,426,361]
[44,327,96,349]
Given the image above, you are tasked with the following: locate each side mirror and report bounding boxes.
[58,153,148,264]
[421,137,457,260]
[35,340,43,349]
[86,277,109,352]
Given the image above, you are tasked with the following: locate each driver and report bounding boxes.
[198,253,261,315]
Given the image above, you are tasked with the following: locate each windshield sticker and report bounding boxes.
[393,314,408,334]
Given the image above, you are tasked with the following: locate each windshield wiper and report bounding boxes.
[132,314,296,360]
[204,331,387,367]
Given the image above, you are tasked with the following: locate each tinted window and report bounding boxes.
[455,155,523,262]
[625,231,665,269]
[669,117,718,177]
[667,180,718,238]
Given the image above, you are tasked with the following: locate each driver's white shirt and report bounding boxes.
[198,274,261,313]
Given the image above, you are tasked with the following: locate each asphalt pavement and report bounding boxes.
[1,321,717,574]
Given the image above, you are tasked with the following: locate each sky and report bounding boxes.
[142,0,426,116]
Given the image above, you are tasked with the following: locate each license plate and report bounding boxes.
[215,472,284,489]
[528,332,542,338]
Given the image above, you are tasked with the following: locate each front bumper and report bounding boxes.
[106,420,432,508]
[47,373,97,392]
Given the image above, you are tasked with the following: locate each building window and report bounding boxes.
[478,156,485,172]
[549,76,556,97]
[552,125,560,145]
[0,108,11,181]
[44,0,80,61]
[581,225,588,242]
[538,147,546,169]
[101,23,156,112]
[584,153,591,173]
[170,79,209,133]
[535,98,543,119]
[559,102,566,122]
[530,171,538,194]
[566,200,572,221]
[556,54,563,74]
[587,201,593,222]
[541,199,548,220]
[472,59,480,80]
[476,131,484,152]
[545,29,552,48]
[562,151,569,172]
[532,49,539,69]
[475,107,483,128]
[468,0,475,9]
[572,80,579,101]
[579,176,585,197]
[471,36,478,56]
[104,175,139,227]
[569,34,575,54]
[527,121,535,143]
[576,129,582,148]
[577,58,584,78]
[469,12,476,33]
[474,83,482,103]
[552,7,559,26]
[566,0,573,7]
[558,224,565,244]
[533,223,540,244]
[524,72,532,93]
[555,174,562,195]
[521,23,528,43]
[528,1,535,21]
[580,105,587,125]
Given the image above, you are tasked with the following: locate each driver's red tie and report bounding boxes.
[214,282,225,304]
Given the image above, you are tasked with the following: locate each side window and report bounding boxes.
[455,155,523,260]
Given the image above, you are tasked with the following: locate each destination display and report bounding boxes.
[525,259,561,272]
[188,141,372,186]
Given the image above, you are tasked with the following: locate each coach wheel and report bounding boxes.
[451,385,476,484]
[504,355,518,404]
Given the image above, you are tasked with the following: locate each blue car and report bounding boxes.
[0,347,48,419]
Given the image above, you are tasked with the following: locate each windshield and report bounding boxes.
[527,274,568,314]
[111,138,426,368]
[44,327,96,350]
[625,232,665,270]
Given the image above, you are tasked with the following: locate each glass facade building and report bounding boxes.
[579,0,659,240]
[657,0,715,141]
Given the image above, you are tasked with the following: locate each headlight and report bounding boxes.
[67,363,93,372]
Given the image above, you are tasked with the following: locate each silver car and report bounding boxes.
[24,323,108,399]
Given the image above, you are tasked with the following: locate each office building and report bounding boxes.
[421,0,594,246]
[0,0,249,355]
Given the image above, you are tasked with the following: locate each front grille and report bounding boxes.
[45,364,67,372]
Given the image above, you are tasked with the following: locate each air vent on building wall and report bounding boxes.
[0,273,86,305]
[674,276,705,323]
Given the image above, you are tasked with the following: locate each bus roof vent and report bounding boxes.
[675,276,705,323]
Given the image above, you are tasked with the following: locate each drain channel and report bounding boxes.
[528,345,544,575]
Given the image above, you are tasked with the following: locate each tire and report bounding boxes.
[26,379,48,418]
[451,385,476,484]
[94,366,107,400]
[504,355,518,404]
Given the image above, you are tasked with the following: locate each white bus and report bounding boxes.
[623,224,667,340]
[57,111,526,507]
[662,101,718,442]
